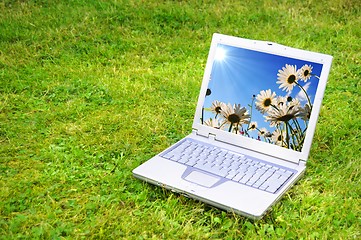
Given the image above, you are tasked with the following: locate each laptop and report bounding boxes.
[133,33,333,220]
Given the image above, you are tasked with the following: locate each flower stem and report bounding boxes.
[228,123,233,132]
[288,122,298,150]
[296,82,312,110]
[293,119,302,137]
[246,96,255,130]
[292,119,302,147]
[270,104,280,111]
[312,74,320,80]
[285,122,290,149]
[201,107,204,124]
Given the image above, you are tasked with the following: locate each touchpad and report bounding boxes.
[184,170,221,188]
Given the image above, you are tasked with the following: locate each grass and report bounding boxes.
[0,0,360,239]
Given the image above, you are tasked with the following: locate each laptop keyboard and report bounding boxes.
[160,138,296,194]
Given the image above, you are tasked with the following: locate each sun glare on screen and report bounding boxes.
[215,47,226,61]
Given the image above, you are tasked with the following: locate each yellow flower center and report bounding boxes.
[277,114,294,122]
[228,114,240,123]
[264,98,271,107]
[287,74,296,84]
[304,70,309,77]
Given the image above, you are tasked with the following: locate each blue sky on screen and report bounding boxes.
[202,43,323,140]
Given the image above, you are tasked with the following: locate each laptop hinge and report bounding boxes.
[298,159,306,167]
[193,128,208,138]
[209,133,216,141]
[193,129,217,140]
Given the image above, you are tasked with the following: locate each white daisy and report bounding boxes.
[300,103,311,121]
[204,118,221,129]
[248,121,258,131]
[258,127,269,137]
[210,100,224,116]
[265,101,302,127]
[220,103,250,128]
[255,89,277,113]
[298,64,313,82]
[276,64,299,92]
[275,96,288,107]
[287,97,300,107]
[272,129,286,147]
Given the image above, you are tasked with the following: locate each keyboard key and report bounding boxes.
[230,162,241,169]
[163,152,173,159]
[240,173,253,184]
[265,182,283,193]
[176,156,183,161]
[253,180,264,188]
[259,184,268,191]
[187,156,196,163]
[247,166,258,174]
[233,172,245,182]
[221,161,232,169]
[226,170,238,179]
[178,157,188,164]
[217,167,229,177]
[258,171,273,183]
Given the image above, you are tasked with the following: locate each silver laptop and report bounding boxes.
[133,33,333,220]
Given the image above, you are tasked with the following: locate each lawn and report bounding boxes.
[0,0,360,239]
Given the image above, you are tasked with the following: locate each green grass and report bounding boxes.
[0,0,360,238]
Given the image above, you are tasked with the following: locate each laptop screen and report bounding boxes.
[200,43,323,152]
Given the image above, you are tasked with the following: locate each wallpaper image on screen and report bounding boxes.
[201,44,323,152]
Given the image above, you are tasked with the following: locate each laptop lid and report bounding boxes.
[192,33,333,164]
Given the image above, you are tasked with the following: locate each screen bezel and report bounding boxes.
[192,33,333,164]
